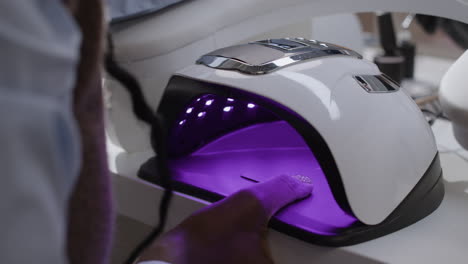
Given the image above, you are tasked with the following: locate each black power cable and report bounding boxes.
[105,33,173,264]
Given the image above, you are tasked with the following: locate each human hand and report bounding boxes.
[137,174,313,264]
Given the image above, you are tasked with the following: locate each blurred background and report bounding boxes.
[359,13,464,59]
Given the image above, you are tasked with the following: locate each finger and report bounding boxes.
[246,174,313,218]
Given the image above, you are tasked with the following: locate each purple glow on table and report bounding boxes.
[169,121,358,235]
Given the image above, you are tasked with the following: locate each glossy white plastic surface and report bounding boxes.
[440,50,468,150]
[175,55,437,225]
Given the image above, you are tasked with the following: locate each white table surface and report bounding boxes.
[108,55,468,263]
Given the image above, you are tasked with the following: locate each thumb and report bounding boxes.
[246,174,313,218]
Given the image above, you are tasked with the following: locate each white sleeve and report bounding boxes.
[0,1,81,263]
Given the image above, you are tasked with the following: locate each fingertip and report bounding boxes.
[280,174,313,200]
[291,174,313,185]
[242,174,314,218]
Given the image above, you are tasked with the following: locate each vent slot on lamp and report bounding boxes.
[143,93,358,236]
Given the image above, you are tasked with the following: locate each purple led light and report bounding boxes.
[196,98,201,102]
[197,112,206,118]
[205,99,214,106]
[223,106,233,112]
[227,98,234,102]
[186,107,194,114]
[247,103,256,109]
[179,120,186,125]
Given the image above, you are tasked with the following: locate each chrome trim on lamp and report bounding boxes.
[353,74,400,93]
[196,38,362,75]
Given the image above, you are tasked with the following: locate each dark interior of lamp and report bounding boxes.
[166,94,358,235]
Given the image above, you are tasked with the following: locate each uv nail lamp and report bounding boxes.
[139,38,444,246]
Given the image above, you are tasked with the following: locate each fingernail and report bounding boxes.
[291,174,312,184]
